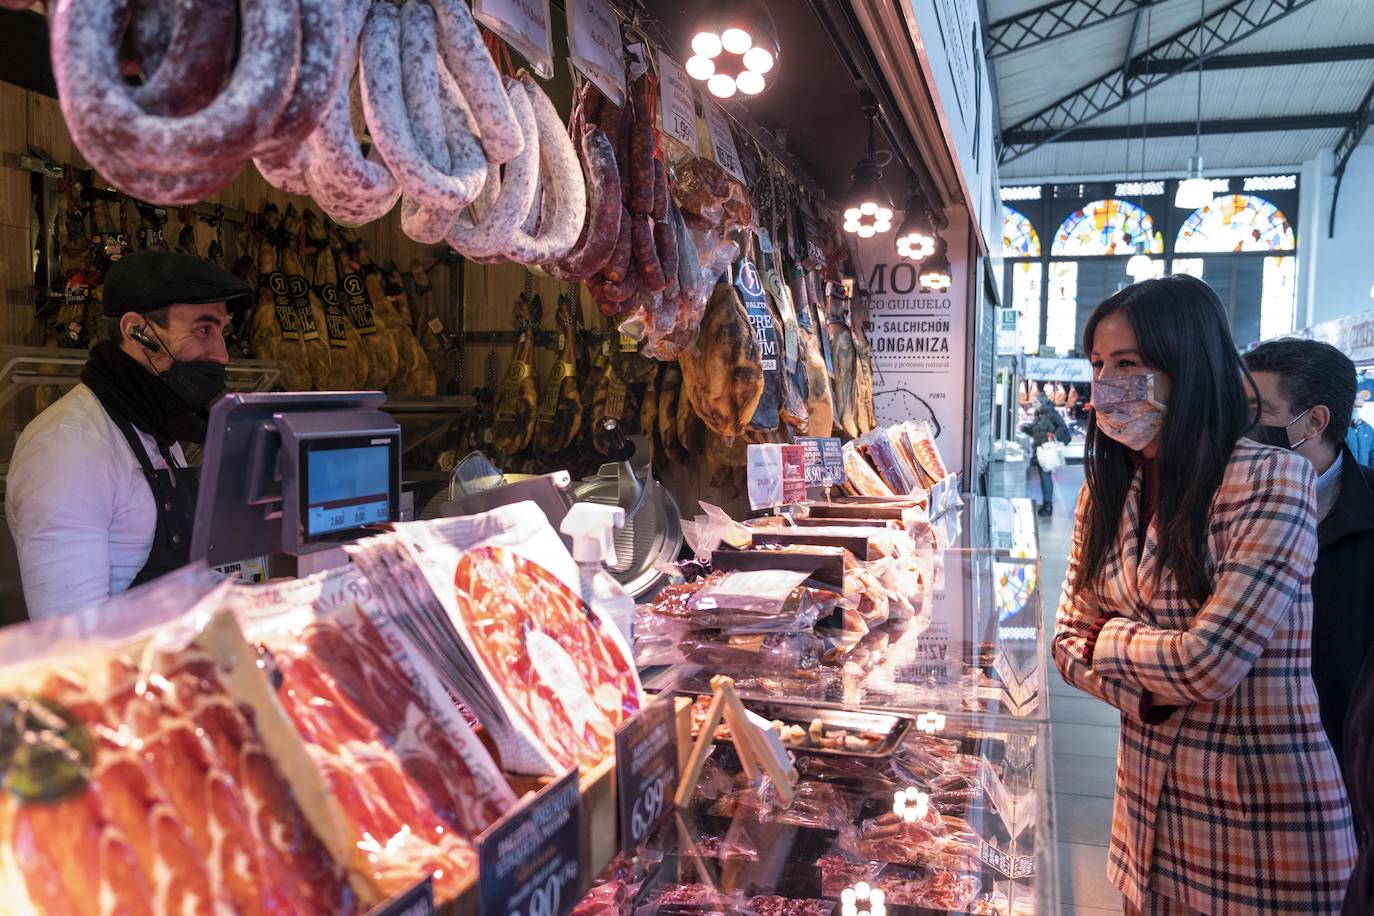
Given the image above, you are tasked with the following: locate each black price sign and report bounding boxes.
[478,768,581,916]
[795,436,845,487]
[614,695,678,856]
[365,876,434,916]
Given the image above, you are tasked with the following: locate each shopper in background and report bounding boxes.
[1021,393,1070,517]
[1245,339,1374,792]
[1349,395,1374,466]
[5,251,251,619]
[1051,275,1355,914]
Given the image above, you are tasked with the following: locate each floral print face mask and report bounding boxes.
[1091,372,1165,452]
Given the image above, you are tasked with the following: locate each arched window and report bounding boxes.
[1051,199,1164,257]
[1175,193,1296,253]
[1002,207,1041,257]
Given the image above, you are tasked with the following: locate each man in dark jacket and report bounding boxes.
[1246,341,1374,796]
[1021,393,1070,517]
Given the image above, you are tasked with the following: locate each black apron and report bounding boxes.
[111,414,197,586]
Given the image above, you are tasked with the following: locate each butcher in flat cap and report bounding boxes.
[6,250,252,620]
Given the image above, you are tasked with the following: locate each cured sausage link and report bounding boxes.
[499,75,587,264]
[254,0,349,159]
[306,0,401,226]
[51,0,300,179]
[360,3,484,216]
[542,126,621,282]
[430,0,524,164]
[444,79,539,258]
[128,0,237,117]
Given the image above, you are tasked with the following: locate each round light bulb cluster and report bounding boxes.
[843,203,894,239]
[897,230,935,261]
[840,882,887,916]
[919,262,952,294]
[687,24,777,99]
[916,711,946,734]
[892,787,931,823]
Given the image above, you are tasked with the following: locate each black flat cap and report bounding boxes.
[102,250,254,316]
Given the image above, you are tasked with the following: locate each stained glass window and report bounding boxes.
[1051,199,1164,257]
[1002,207,1041,258]
[1046,262,1078,354]
[1260,256,1297,341]
[1175,194,1295,253]
[1011,262,1042,354]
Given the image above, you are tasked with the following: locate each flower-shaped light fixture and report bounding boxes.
[892,787,931,823]
[687,0,781,99]
[916,710,946,734]
[841,882,887,916]
[843,90,894,239]
[919,239,952,293]
[895,182,937,262]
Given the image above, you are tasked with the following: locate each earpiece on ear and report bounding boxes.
[129,325,162,354]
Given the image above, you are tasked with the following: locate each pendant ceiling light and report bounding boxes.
[842,90,894,238]
[895,178,937,261]
[687,0,781,99]
[1126,7,1155,282]
[919,238,952,292]
[1174,0,1214,210]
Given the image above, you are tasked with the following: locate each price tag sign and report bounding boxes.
[366,877,434,916]
[781,444,806,505]
[614,694,678,856]
[567,0,626,108]
[979,841,1014,879]
[703,101,746,184]
[474,0,554,78]
[657,51,700,151]
[478,769,582,916]
[795,437,845,487]
[1013,854,1038,879]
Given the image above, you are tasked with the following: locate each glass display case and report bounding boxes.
[624,496,1057,913]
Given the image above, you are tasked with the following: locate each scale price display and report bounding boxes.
[479,769,581,916]
[614,695,678,855]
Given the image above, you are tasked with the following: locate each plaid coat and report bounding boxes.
[1053,442,1357,913]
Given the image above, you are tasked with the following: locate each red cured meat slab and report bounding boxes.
[450,546,641,769]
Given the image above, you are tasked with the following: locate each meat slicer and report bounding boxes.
[433,423,682,599]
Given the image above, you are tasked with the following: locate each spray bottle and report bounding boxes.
[560,503,636,644]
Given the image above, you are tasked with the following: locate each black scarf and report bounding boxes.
[82,341,208,445]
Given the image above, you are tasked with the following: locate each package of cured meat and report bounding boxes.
[224,564,517,902]
[348,502,643,775]
[0,567,361,914]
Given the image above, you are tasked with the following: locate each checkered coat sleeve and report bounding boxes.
[1052,442,1357,913]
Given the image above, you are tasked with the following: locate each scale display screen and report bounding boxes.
[300,437,399,540]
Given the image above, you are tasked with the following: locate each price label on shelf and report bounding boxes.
[567,0,626,107]
[795,437,845,487]
[478,769,581,916]
[703,101,746,184]
[657,50,700,151]
[979,841,1014,878]
[366,877,434,916]
[614,694,678,856]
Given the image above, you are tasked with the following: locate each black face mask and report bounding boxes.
[1250,409,1310,451]
[159,358,226,410]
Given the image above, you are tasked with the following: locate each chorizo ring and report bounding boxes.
[129,0,237,117]
[254,0,349,158]
[306,0,400,226]
[51,0,299,176]
[430,0,523,165]
[501,74,587,264]
[543,126,621,282]
[360,3,484,217]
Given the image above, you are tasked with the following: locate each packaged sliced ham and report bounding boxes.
[225,565,516,902]
[0,568,360,914]
[349,502,642,775]
[841,441,895,498]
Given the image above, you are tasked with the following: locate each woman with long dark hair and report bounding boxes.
[1051,275,1356,914]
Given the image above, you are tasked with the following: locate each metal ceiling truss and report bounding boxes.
[1127,43,1374,76]
[1008,112,1348,145]
[988,0,1151,58]
[1328,78,1374,237]
[998,0,1321,164]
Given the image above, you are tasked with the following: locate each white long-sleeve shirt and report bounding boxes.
[6,383,185,620]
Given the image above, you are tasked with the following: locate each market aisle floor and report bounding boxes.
[994,461,1123,913]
